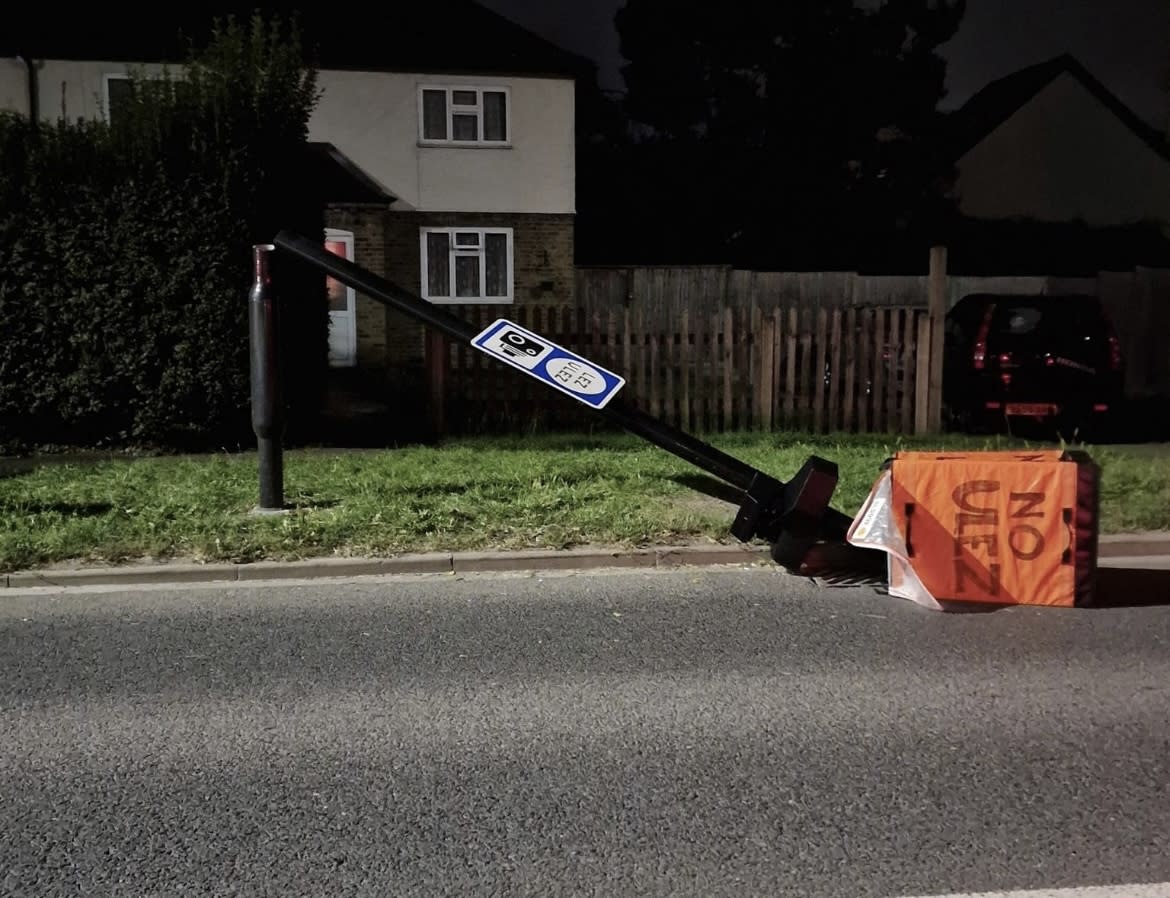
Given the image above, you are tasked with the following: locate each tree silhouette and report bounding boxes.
[605,0,967,270]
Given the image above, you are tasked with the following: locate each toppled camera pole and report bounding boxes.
[266,230,857,571]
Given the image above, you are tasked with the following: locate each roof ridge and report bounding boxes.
[948,52,1169,163]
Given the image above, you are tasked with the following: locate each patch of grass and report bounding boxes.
[0,431,1165,572]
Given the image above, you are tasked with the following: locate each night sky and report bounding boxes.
[479,0,1170,128]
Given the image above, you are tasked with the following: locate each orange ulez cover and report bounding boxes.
[887,450,1098,607]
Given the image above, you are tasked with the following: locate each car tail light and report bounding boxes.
[1107,333,1122,371]
[972,307,994,370]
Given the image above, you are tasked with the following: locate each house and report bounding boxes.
[2,2,595,395]
[938,54,1170,399]
[941,53,1170,275]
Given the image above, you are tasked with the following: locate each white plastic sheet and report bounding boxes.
[846,468,943,612]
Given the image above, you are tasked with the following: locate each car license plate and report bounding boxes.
[1005,403,1058,417]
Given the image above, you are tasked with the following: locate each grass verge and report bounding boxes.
[0,431,1166,572]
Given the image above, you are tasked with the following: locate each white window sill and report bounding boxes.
[425,296,514,305]
[418,140,513,150]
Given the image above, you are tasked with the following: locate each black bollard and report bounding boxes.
[248,243,284,511]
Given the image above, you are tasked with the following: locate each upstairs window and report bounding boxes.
[103,74,135,126]
[103,71,180,127]
[419,86,509,146]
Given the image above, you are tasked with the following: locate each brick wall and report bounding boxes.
[383,211,576,366]
[325,205,389,373]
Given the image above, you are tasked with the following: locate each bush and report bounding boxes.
[0,13,327,451]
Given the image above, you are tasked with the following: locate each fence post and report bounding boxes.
[915,311,932,435]
[814,307,828,434]
[248,243,285,512]
[680,307,691,432]
[722,306,734,431]
[926,245,948,432]
[758,312,776,430]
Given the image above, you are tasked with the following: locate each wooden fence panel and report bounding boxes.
[842,307,857,431]
[680,308,691,432]
[737,304,749,430]
[708,308,720,432]
[799,307,813,430]
[783,307,797,429]
[828,308,842,432]
[873,309,887,432]
[757,312,775,431]
[900,308,916,433]
[438,302,928,437]
[722,307,734,431]
[813,307,828,433]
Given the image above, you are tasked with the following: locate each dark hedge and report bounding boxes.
[0,13,328,451]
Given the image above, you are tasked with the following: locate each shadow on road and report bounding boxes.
[935,564,1170,611]
[801,543,1170,610]
[1095,565,1170,608]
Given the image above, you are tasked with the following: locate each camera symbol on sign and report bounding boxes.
[499,329,546,361]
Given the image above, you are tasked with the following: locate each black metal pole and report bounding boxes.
[249,243,284,511]
[271,228,857,558]
[272,229,762,493]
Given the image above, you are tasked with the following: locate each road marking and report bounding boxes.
[898,884,1170,898]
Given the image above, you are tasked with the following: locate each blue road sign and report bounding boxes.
[470,318,626,410]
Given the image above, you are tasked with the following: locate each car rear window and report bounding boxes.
[990,299,1104,341]
[995,304,1045,335]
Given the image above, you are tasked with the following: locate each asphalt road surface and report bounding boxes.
[1,566,1168,898]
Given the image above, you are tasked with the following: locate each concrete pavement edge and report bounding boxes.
[2,533,1166,590]
[1,543,773,590]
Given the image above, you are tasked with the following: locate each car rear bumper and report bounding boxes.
[983,399,1115,418]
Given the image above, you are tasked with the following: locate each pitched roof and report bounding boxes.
[5,1,595,80]
[304,143,396,207]
[946,53,1170,163]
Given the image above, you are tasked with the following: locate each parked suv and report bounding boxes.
[942,292,1124,436]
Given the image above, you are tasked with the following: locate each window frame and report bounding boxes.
[102,73,132,124]
[103,70,177,125]
[420,226,514,304]
[417,84,512,148]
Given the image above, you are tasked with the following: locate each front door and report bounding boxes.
[324,229,357,367]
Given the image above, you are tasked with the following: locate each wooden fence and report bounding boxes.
[428,302,932,436]
[574,265,1087,313]
[416,246,1170,437]
[576,261,1170,399]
